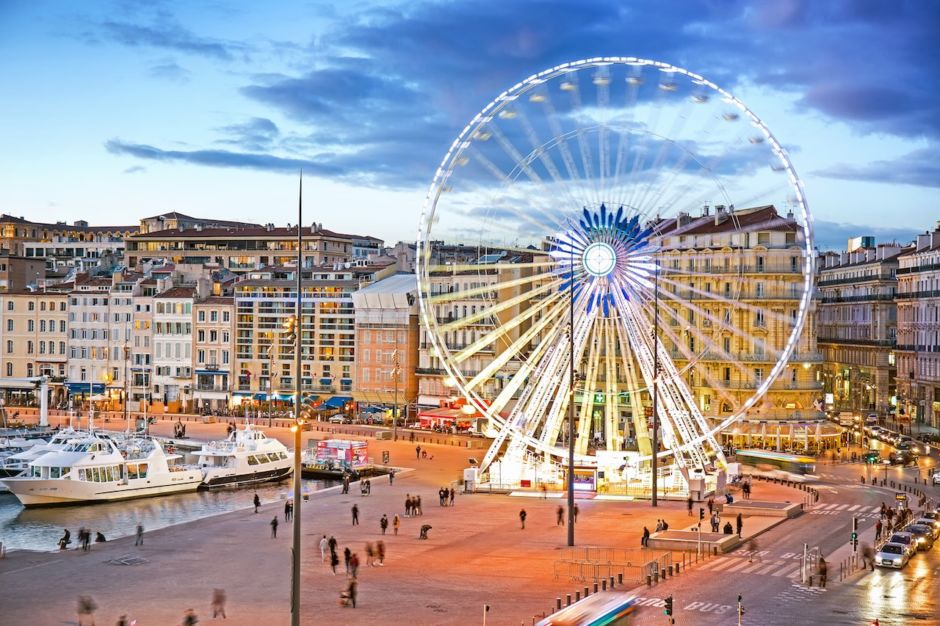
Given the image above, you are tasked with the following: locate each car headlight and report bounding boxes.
[917,537,925,544]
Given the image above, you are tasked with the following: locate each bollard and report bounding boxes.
[556,598,562,611]
[609,576,615,589]
[575,591,581,601]
[675,563,680,575]
[668,565,674,576]
[584,586,590,598]
[661,568,667,580]
[602,580,607,591]
[593,582,599,594]
[653,570,659,583]
[714,546,718,556]
[646,575,652,587]
[566,594,572,607]
[618,573,623,585]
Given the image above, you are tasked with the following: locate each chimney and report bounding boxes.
[265,223,274,232]
[702,203,710,217]
[714,205,728,226]
[917,233,930,251]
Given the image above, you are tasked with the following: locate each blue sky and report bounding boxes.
[0,0,937,250]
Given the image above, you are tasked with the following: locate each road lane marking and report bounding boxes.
[757,561,784,575]
[848,504,861,511]
[835,504,850,510]
[706,559,741,572]
[722,560,754,573]
[740,561,767,573]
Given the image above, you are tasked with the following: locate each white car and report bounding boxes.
[865,413,879,424]
[887,532,916,557]
[932,472,940,486]
[875,543,910,568]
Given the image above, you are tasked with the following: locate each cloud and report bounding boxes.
[149,61,190,82]
[813,148,940,189]
[98,17,247,61]
[123,165,146,174]
[813,219,919,251]
[105,139,342,178]
[215,117,280,151]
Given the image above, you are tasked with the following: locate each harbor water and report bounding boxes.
[0,477,335,552]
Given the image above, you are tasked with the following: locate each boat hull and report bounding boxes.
[1,472,204,507]
[200,464,292,489]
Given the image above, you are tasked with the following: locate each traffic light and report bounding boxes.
[664,595,673,617]
[699,507,705,521]
[851,517,859,549]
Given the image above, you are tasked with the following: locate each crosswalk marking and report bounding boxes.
[740,561,766,574]
[836,504,850,510]
[774,563,802,577]
[848,504,861,511]
[723,560,755,573]
[704,559,741,572]
[757,561,783,575]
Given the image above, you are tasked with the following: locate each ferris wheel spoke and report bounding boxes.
[575,316,602,455]
[612,320,653,456]
[426,269,559,305]
[438,278,559,335]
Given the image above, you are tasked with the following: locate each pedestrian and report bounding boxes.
[253,492,261,513]
[875,520,882,540]
[76,595,97,626]
[438,487,445,506]
[117,614,129,626]
[707,496,714,515]
[519,508,527,529]
[736,513,743,536]
[376,540,385,566]
[449,487,455,506]
[723,521,733,534]
[365,542,374,567]
[343,475,350,495]
[573,503,579,523]
[328,534,338,553]
[687,496,694,516]
[541,484,548,499]
[641,526,650,547]
[861,544,874,571]
[344,547,352,574]
[271,515,279,538]
[746,538,759,563]
[352,504,360,526]
[818,557,828,588]
[211,588,227,619]
[416,495,423,515]
[366,479,372,495]
[405,494,412,517]
[711,512,720,533]
[181,608,198,626]
[342,577,358,609]
[284,500,292,522]
[380,514,389,535]
[661,520,669,531]
[655,519,663,532]
[330,549,340,575]
[320,535,329,562]
[58,528,72,550]
[393,514,400,536]
[350,552,360,577]
[389,469,395,485]
[135,523,144,546]
[416,445,421,460]
[557,505,565,526]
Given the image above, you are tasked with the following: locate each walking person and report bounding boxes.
[380,514,388,535]
[449,487,455,506]
[746,538,760,563]
[707,496,714,515]
[135,522,144,546]
[736,513,743,537]
[556,505,565,526]
[818,557,828,588]
[861,544,875,572]
[270,515,279,538]
[253,492,261,513]
[416,495,423,515]
[687,496,694,516]
[330,549,340,575]
[393,514,400,536]
[352,504,360,526]
[641,526,650,547]
[181,608,198,626]
[416,445,421,460]
[344,547,352,574]
[284,500,292,522]
[519,508,527,529]
[405,494,412,517]
[376,540,385,566]
[573,503,579,523]
[320,535,329,563]
[875,520,883,540]
[76,595,97,626]
[211,588,227,619]
[365,542,374,567]
[389,469,395,485]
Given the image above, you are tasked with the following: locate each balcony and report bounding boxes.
[818,337,895,348]
[416,367,446,375]
[818,293,895,304]
[817,273,895,287]
[896,262,940,275]
[895,289,940,300]
[195,383,229,392]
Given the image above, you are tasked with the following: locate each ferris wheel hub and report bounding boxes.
[582,242,617,277]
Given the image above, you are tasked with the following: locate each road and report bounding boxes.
[627,443,940,626]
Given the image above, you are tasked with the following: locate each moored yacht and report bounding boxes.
[0,428,83,478]
[196,421,292,488]
[0,433,203,507]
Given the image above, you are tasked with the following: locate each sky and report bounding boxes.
[0,0,937,251]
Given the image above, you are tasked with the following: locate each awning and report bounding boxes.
[340,378,353,383]
[0,379,41,390]
[319,377,333,384]
[65,382,105,394]
[232,391,253,396]
[196,369,229,375]
[361,406,387,414]
[322,396,353,409]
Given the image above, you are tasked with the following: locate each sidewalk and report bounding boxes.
[0,415,810,625]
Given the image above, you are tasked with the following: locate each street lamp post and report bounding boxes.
[567,243,575,546]
[392,350,400,442]
[290,172,303,626]
[651,261,659,507]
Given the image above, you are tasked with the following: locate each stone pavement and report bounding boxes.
[0,416,809,625]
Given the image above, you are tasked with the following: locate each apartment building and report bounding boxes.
[0,254,46,291]
[125,223,357,273]
[192,296,235,411]
[1,214,136,271]
[0,291,69,404]
[352,273,419,411]
[896,223,940,428]
[129,279,157,408]
[233,265,357,405]
[152,285,201,413]
[816,242,907,415]
[653,205,831,449]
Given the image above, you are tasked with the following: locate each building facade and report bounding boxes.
[153,286,197,413]
[192,296,235,411]
[896,223,940,429]
[352,274,419,413]
[816,243,906,416]
[0,292,69,404]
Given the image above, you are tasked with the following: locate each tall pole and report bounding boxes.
[392,350,400,442]
[123,344,129,433]
[567,242,575,546]
[651,261,659,507]
[290,171,303,626]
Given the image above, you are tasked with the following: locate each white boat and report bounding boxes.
[0,428,83,478]
[196,421,292,488]
[0,433,203,507]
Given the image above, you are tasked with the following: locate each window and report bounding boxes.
[6,301,12,311]
[210,311,218,322]
[198,311,206,322]
[754,368,764,384]
[5,363,11,376]
[28,301,35,311]
[222,311,230,322]
[59,320,65,332]
[6,340,12,353]
[5,319,11,331]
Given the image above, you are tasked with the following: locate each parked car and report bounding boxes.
[874,543,910,568]
[328,415,347,424]
[865,413,879,424]
[934,471,940,486]
[911,517,940,539]
[861,450,881,464]
[907,524,935,550]
[887,532,916,557]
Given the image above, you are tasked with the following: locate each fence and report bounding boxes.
[554,546,673,585]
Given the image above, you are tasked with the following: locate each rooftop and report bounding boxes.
[356,272,418,295]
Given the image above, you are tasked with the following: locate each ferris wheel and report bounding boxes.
[417,58,814,479]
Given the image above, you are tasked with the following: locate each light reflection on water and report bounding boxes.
[0,478,335,552]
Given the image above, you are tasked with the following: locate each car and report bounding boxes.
[907,524,935,550]
[889,450,917,465]
[887,532,916,557]
[865,413,879,424]
[896,441,921,455]
[861,451,881,464]
[327,415,347,424]
[912,517,940,539]
[875,542,910,568]
[933,472,940,486]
